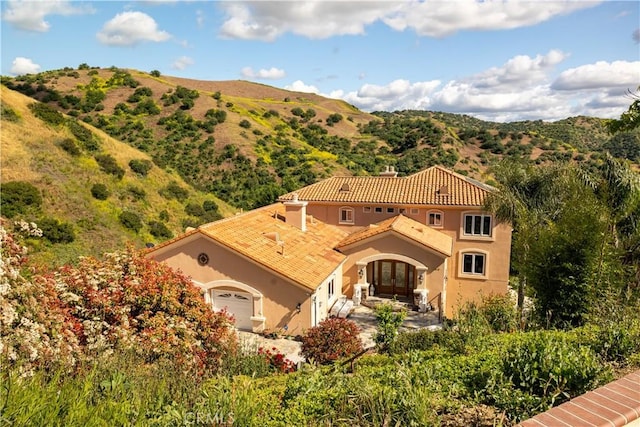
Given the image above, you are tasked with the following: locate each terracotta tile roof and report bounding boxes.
[337,214,453,257]
[148,204,348,292]
[279,165,494,207]
[518,370,640,427]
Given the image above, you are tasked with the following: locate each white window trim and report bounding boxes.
[386,207,395,214]
[339,206,354,224]
[327,278,335,301]
[458,250,489,279]
[410,208,419,215]
[427,210,444,228]
[460,211,494,241]
[374,207,383,214]
[363,206,371,213]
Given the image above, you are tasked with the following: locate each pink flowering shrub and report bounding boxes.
[301,317,363,364]
[1,221,237,376]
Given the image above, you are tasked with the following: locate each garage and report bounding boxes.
[211,290,253,330]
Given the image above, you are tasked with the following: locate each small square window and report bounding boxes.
[374,207,383,213]
[399,208,406,214]
[387,207,395,214]
[339,207,354,224]
[410,208,419,215]
[428,211,443,227]
[363,206,371,213]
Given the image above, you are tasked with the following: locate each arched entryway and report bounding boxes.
[370,260,416,297]
[356,254,427,299]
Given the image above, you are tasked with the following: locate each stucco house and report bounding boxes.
[147,165,512,335]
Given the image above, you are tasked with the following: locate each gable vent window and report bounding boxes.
[387,207,395,214]
[463,214,492,237]
[374,207,383,214]
[339,207,354,224]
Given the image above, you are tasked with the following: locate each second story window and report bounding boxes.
[463,214,492,237]
[327,278,335,300]
[428,210,443,227]
[462,252,486,275]
[339,207,354,224]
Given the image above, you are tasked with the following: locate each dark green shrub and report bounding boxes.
[203,200,219,213]
[67,119,99,151]
[239,119,251,129]
[159,182,189,202]
[185,202,206,218]
[38,217,75,243]
[90,183,110,200]
[128,159,153,176]
[301,318,363,364]
[326,113,343,126]
[28,102,65,126]
[389,329,446,354]
[212,91,221,100]
[119,211,142,232]
[159,210,170,222]
[0,181,42,218]
[95,154,125,179]
[59,138,80,156]
[150,70,161,77]
[148,220,173,239]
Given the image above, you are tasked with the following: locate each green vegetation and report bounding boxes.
[90,183,110,200]
[0,181,42,218]
[119,210,142,232]
[95,153,125,179]
[300,318,364,364]
[128,158,153,176]
[38,217,75,243]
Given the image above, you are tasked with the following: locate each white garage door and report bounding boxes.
[212,290,253,330]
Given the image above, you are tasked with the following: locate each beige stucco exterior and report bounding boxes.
[148,166,513,332]
[149,233,343,335]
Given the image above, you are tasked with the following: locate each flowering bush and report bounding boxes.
[301,317,363,364]
[258,346,296,373]
[1,221,237,377]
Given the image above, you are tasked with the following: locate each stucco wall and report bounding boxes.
[149,236,318,335]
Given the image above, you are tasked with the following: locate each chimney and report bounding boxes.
[283,192,308,231]
[379,165,398,178]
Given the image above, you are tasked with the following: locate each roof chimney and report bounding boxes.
[379,165,398,178]
[283,192,308,231]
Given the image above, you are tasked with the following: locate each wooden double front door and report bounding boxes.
[370,260,416,297]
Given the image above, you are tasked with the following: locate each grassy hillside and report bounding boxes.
[1,85,236,266]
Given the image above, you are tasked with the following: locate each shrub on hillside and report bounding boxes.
[1,104,20,122]
[28,102,65,126]
[90,183,110,200]
[67,119,99,151]
[95,154,125,179]
[119,211,142,232]
[301,317,363,364]
[59,138,80,156]
[0,181,42,218]
[239,119,251,129]
[159,181,189,202]
[128,159,153,176]
[148,220,173,239]
[38,217,75,244]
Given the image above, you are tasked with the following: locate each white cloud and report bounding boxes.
[285,80,320,94]
[333,52,635,122]
[97,11,171,46]
[171,56,194,70]
[10,57,40,75]
[218,1,598,41]
[384,0,597,38]
[241,66,286,80]
[2,0,93,32]
[552,61,640,91]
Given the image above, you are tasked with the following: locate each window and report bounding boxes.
[428,210,443,227]
[374,207,383,214]
[462,253,486,275]
[463,214,492,237]
[410,208,419,215]
[387,207,395,214]
[327,278,335,300]
[339,207,354,224]
[399,208,406,214]
[363,206,371,213]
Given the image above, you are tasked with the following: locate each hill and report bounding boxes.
[1,85,236,266]
[2,66,638,265]
[4,66,636,211]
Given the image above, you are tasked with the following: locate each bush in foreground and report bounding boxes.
[301,317,363,364]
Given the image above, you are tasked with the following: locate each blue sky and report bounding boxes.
[2,0,639,122]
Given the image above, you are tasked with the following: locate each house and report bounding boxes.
[147,165,512,335]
